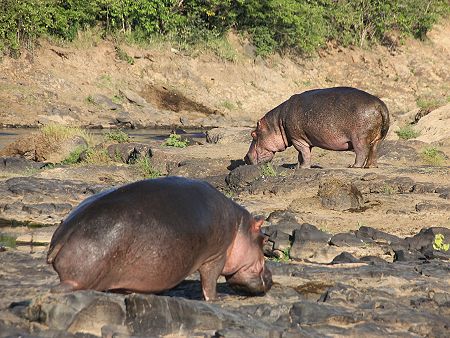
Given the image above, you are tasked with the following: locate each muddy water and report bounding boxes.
[0,127,207,150]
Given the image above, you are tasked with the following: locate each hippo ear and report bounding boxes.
[251,217,264,233]
[257,118,268,131]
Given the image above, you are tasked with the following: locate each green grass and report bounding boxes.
[261,163,277,177]
[0,234,16,248]
[104,130,130,143]
[163,134,189,148]
[421,146,446,166]
[62,145,87,165]
[272,246,291,262]
[416,96,446,111]
[134,157,162,178]
[395,124,420,140]
[82,148,112,164]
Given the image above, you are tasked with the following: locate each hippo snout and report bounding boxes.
[226,266,273,295]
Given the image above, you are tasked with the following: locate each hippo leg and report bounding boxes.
[292,140,312,168]
[365,140,380,168]
[350,138,370,168]
[198,255,226,301]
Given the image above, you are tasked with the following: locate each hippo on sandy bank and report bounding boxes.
[47,177,272,301]
[245,87,390,168]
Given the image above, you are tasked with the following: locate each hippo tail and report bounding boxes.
[46,221,75,264]
[378,101,390,140]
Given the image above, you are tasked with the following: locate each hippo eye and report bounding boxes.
[251,130,258,140]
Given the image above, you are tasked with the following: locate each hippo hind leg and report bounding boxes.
[349,137,370,168]
[365,139,381,168]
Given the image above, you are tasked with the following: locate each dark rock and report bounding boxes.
[262,227,291,256]
[329,233,368,247]
[405,227,450,252]
[330,252,360,264]
[438,189,450,199]
[393,249,426,262]
[359,256,388,264]
[90,94,122,110]
[289,301,359,326]
[355,226,402,245]
[415,201,450,212]
[106,142,152,164]
[384,177,416,194]
[265,210,302,234]
[378,140,422,162]
[21,202,72,216]
[290,223,332,261]
[318,179,364,211]
[0,157,45,172]
[412,182,439,193]
[6,177,105,201]
[226,165,261,189]
[120,89,149,107]
[125,293,267,337]
[205,127,251,145]
[26,291,126,335]
[169,159,229,180]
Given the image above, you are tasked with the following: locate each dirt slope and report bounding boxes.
[0,21,449,131]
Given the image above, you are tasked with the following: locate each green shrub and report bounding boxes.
[135,156,161,178]
[62,145,87,165]
[104,130,130,143]
[0,0,449,57]
[433,234,449,252]
[163,133,189,148]
[395,125,420,140]
[421,146,446,166]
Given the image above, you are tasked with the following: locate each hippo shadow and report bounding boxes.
[281,163,323,169]
[159,280,240,300]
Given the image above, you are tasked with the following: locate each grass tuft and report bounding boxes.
[395,124,420,140]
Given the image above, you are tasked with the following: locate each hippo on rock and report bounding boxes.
[47,176,272,300]
[245,87,390,168]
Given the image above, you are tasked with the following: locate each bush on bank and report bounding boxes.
[0,0,449,57]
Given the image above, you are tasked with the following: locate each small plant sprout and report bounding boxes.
[163,134,189,148]
[261,163,277,177]
[433,234,449,252]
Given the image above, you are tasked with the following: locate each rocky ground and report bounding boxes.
[0,19,449,338]
[0,122,449,337]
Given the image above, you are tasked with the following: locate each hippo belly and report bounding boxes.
[47,176,272,300]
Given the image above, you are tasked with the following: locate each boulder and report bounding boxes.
[318,178,364,211]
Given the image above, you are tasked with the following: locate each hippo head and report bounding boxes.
[244,117,286,165]
[223,215,273,295]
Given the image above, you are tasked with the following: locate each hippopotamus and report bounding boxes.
[245,87,390,168]
[47,176,272,301]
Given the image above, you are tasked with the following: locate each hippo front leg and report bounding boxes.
[292,140,312,168]
[198,255,226,301]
